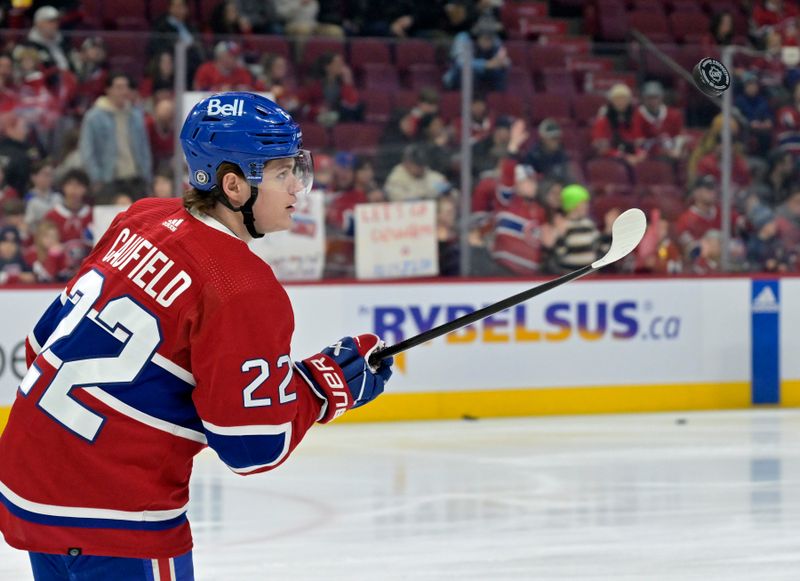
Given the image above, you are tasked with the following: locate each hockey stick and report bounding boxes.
[368,208,647,367]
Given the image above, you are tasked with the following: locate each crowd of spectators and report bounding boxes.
[0,0,798,284]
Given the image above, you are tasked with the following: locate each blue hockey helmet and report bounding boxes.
[180,92,312,193]
[179,92,314,238]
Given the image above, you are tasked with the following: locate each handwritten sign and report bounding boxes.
[355,200,438,279]
[250,191,326,281]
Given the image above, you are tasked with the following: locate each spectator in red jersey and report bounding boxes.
[592,83,645,165]
[634,210,683,274]
[24,219,70,282]
[312,153,334,192]
[146,96,175,172]
[326,156,374,236]
[43,168,91,245]
[69,36,108,114]
[0,53,18,113]
[751,0,800,45]
[453,94,493,146]
[0,225,35,284]
[695,138,752,190]
[632,81,687,161]
[193,41,253,92]
[489,159,551,275]
[675,175,737,257]
[776,82,800,154]
[301,52,362,126]
[11,45,62,136]
[140,51,175,102]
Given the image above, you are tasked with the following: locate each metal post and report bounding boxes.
[458,38,474,277]
[172,39,189,199]
[720,46,734,271]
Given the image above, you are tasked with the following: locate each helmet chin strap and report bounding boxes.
[214,185,264,239]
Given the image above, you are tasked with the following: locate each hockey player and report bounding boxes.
[0,92,393,580]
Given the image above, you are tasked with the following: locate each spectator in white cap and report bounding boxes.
[26,5,71,71]
[632,80,688,161]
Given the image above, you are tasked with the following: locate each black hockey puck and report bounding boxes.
[692,58,730,97]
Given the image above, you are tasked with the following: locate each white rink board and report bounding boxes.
[0,278,751,405]
[781,278,800,382]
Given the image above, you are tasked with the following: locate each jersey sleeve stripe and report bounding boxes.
[0,480,188,526]
[26,331,42,356]
[152,354,196,386]
[84,387,207,444]
[201,421,292,472]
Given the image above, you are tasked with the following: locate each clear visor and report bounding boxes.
[254,149,314,196]
[292,149,314,197]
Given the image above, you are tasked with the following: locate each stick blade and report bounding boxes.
[591,208,647,269]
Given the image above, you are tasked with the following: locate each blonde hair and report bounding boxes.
[182,162,244,213]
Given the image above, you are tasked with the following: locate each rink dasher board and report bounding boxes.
[0,276,795,426]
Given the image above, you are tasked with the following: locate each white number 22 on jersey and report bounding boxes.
[20,269,161,442]
[241,356,296,408]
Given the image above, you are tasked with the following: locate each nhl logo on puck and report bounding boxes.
[692,58,730,97]
[194,170,209,185]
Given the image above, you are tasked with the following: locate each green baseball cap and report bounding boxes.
[561,184,590,213]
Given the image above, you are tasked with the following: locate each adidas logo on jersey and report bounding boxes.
[207,98,245,117]
[162,219,184,232]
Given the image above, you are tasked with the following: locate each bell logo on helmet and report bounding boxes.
[207,98,245,117]
[194,170,209,185]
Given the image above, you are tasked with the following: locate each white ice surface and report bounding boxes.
[2,409,800,580]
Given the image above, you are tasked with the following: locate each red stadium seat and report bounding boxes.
[363,91,394,123]
[439,91,462,121]
[628,10,672,43]
[349,38,392,71]
[300,38,346,72]
[361,64,400,91]
[634,159,678,186]
[396,39,437,72]
[572,94,605,126]
[501,2,548,37]
[243,36,291,60]
[586,158,632,187]
[599,11,630,42]
[507,67,535,97]
[331,123,384,155]
[407,64,441,91]
[541,68,577,95]
[530,93,571,124]
[505,41,530,71]
[300,123,329,151]
[101,0,147,29]
[528,45,567,75]
[487,92,527,119]
[669,12,711,43]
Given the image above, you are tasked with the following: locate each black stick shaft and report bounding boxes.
[369,264,594,366]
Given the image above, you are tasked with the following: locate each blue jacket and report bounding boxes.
[79,96,152,185]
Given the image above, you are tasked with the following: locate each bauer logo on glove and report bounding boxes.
[295,334,394,423]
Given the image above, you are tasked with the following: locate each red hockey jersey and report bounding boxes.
[0,198,324,559]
